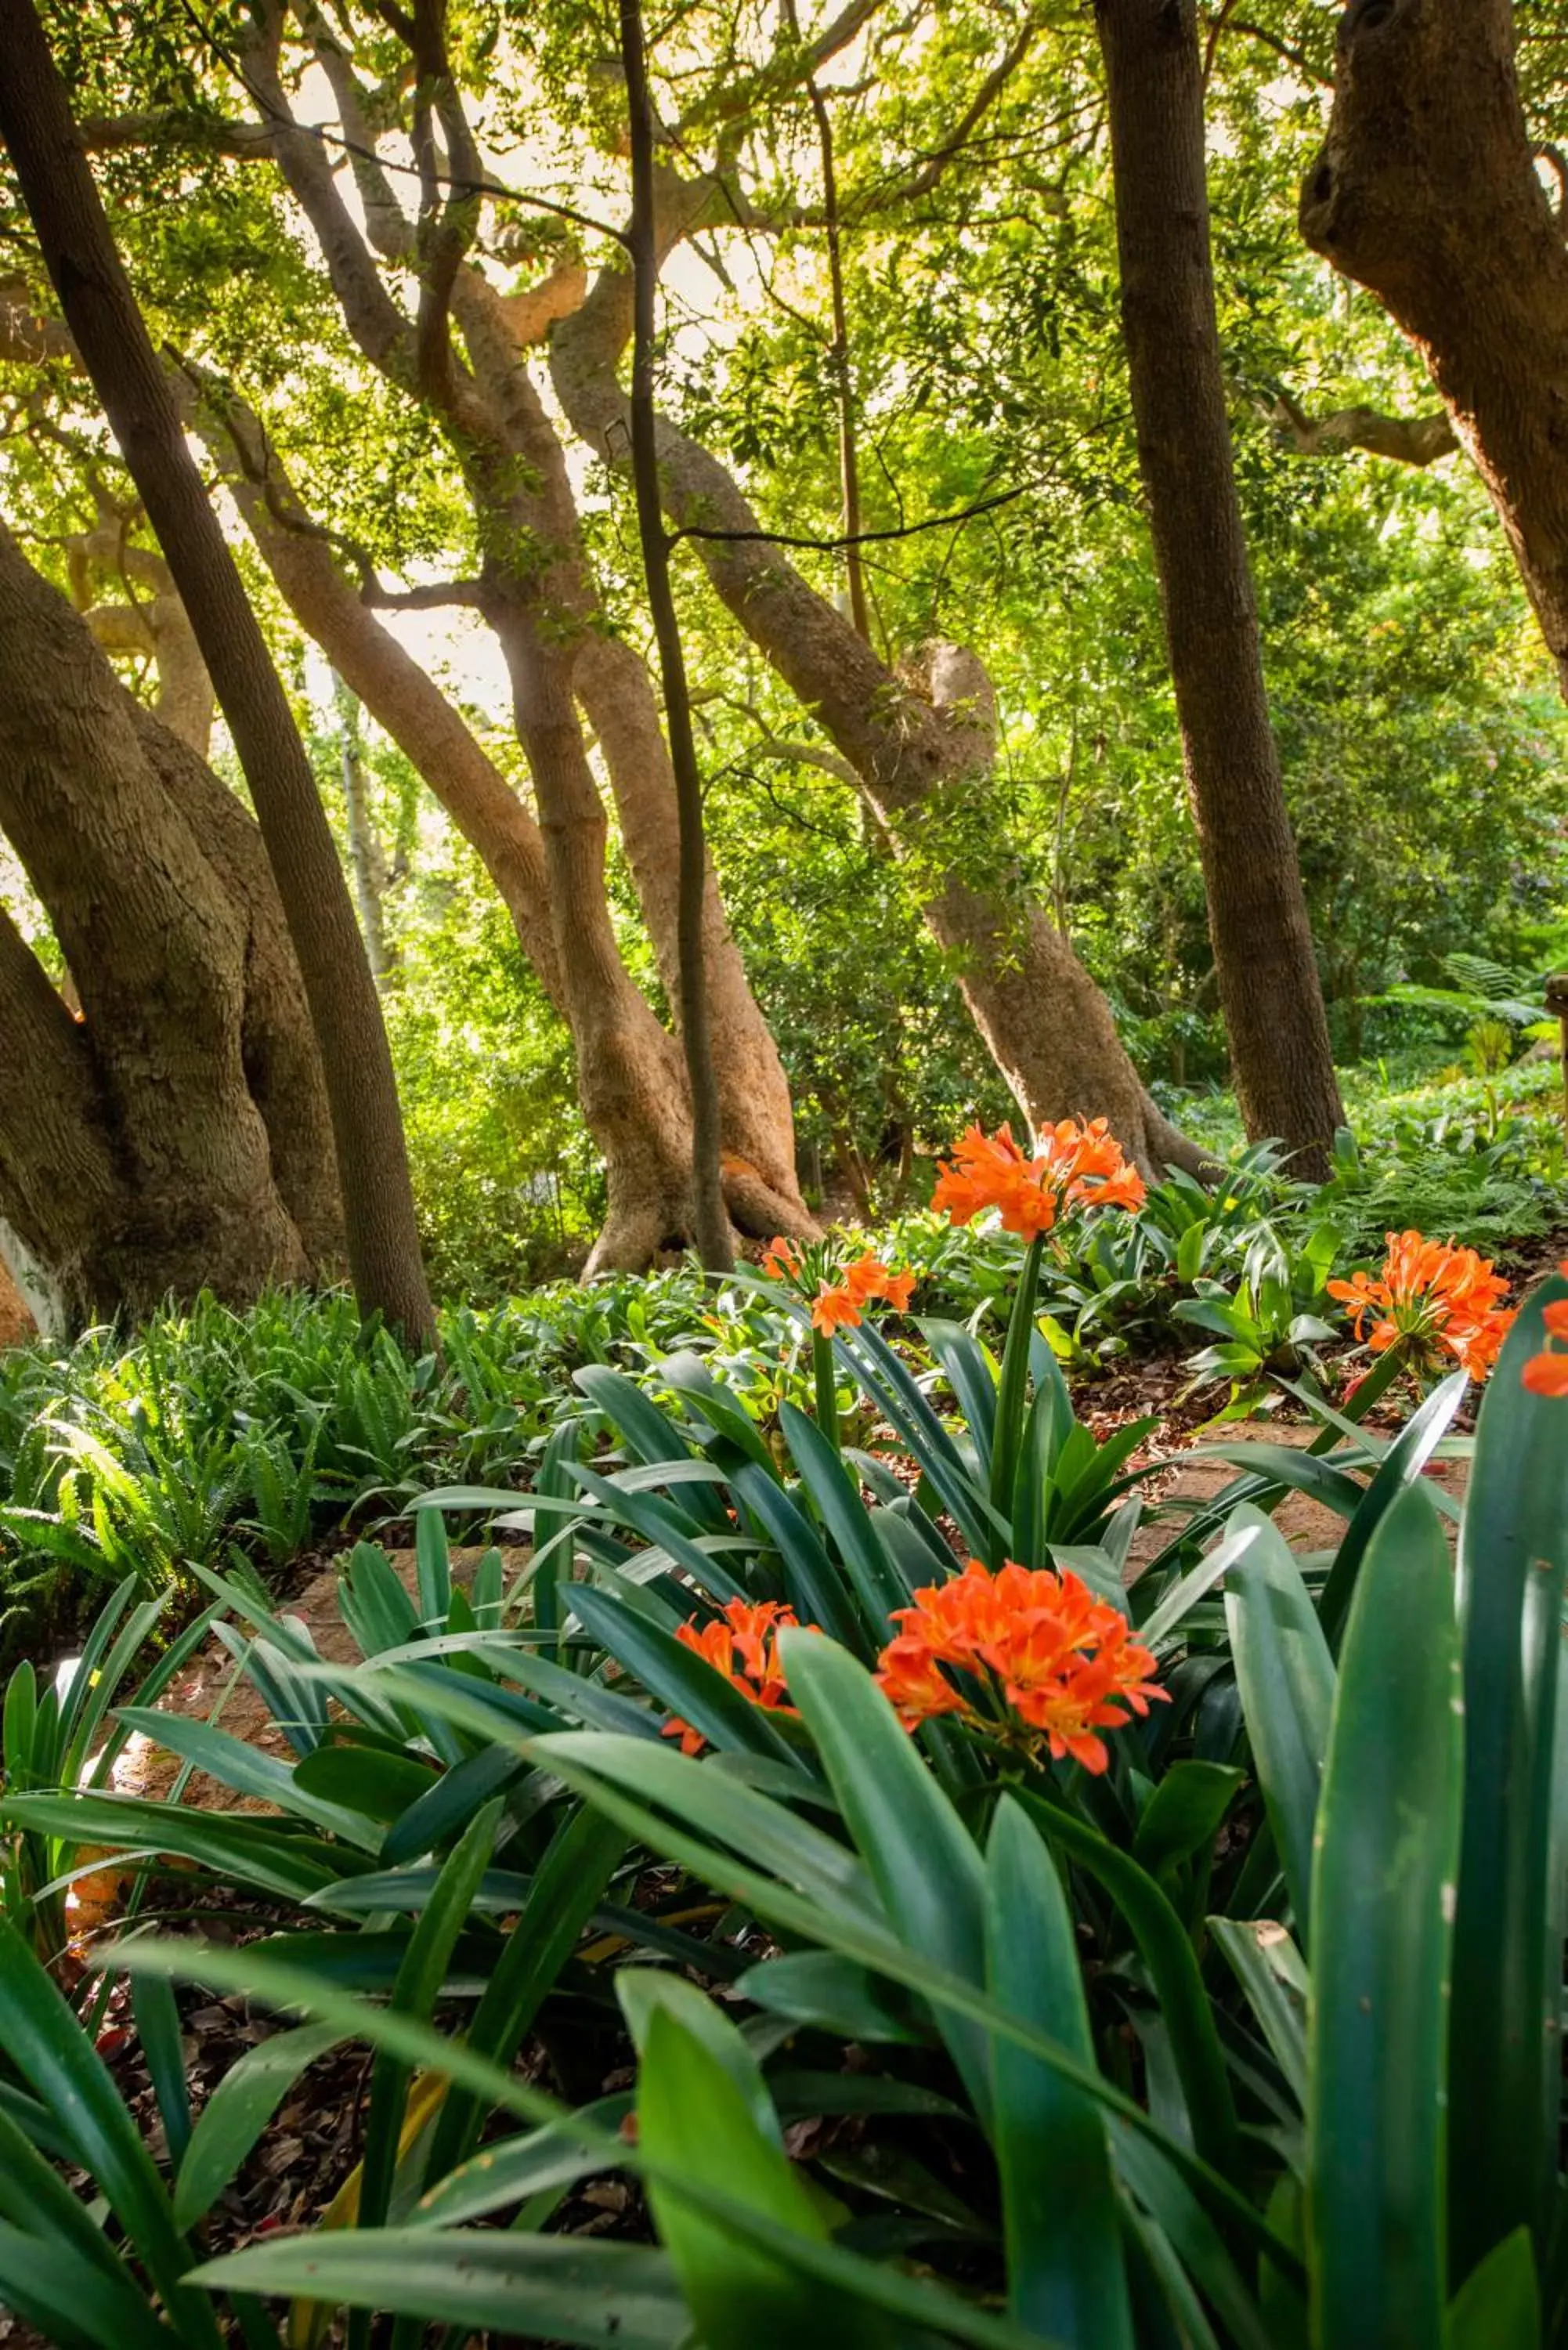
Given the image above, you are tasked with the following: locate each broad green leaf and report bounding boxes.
[779,1632,992,2120]
[985,1798,1133,2348]
[1308,1482,1461,2350]
[111,1710,382,1852]
[739,1950,933,2045]
[0,2218,182,2350]
[1449,1278,1568,2284]
[569,1582,804,1768]
[1317,1370,1468,1648]
[1224,1506,1336,1936]
[1445,2228,1539,2350]
[638,2003,887,2350]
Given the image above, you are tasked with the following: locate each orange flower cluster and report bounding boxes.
[875,1559,1166,1774]
[662,1597,805,1755]
[1522,1284,1568,1397]
[1327,1228,1514,1381]
[931,1119,1146,1238]
[810,1253,916,1335]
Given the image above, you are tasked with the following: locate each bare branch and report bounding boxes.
[1263,385,1459,467]
[667,481,1028,552]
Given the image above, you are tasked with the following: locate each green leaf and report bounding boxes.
[410,2095,632,2229]
[174,2023,344,2233]
[292,1740,440,1825]
[779,1632,992,2121]
[1014,1794,1244,2188]
[1449,1278,1568,2284]
[985,1797,1133,2348]
[112,1710,382,1851]
[1317,1371,1468,1649]
[423,1802,627,2187]
[1445,2229,1539,2350]
[379,1741,529,1865]
[569,1583,804,1769]
[739,1950,933,2045]
[639,2004,887,2350]
[778,1401,915,1625]
[132,1962,193,2171]
[0,2218,182,2350]
[358,1798,503,2236]
[724,1452,865,1652]
[196,2232,689,2348]
[0,1919,220,2350]
[414,1507,451,1629]
[1223,1506,1336,1936]
[1209,1918,1309,2110]
[1130,1761,1245,1885]
[1308,1482,1461,2350]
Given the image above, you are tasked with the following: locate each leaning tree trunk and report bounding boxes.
[1096,0,1344,1178]
[0,519,340,1329]
[550,222,1210,1180]
[1301,0,1568,697]
[0,0,433,1344]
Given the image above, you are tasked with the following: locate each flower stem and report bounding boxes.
[990,1231,1046,1539]
[1305,1339,1409,1453]
[811,1329,840,1452]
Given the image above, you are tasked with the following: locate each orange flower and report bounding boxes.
[1520,1280,1568,1396]
[931,1119,1146,1238]
[875,1558,1166,1774]
[663,1597,804,1755]
[762,1237,804,1281]
[1328,1229,1513,1381]
[812,1252,916,1332]
[811,1282,863,1335]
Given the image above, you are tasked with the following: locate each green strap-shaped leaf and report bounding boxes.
[198,2232,689,2348]
[1016,1793,1245,2189]
[569,1582,806,1768]
[1223,1505,1336,1937]
[985,1798,1133,2348]
[639,2002,889,2350]
[0,2218,182,2350]
[1446,2229,1540,2350]
[780,1632,992,2124]
[1449,1278,1568,2286]
[1307,1481,1461,2350]
[0,1918,222,2350]
[174,2023,345,2234]
[779,1400,916,1625]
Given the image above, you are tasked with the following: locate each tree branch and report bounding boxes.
[1262,384,1459,466]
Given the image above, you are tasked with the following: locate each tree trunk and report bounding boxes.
[0,519,338,1328]
[620,0,734,1274]
[1096,0,1344,1179]
[550,239,1210,1180]
[333,675,391,982]
[203,395,815,1255]
[0,0,433,1344]
[575,635,807,1228]
[1300,0,1568,696]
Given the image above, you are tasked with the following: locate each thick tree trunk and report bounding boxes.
[551,283,1207,1177]
[1300,0,1568,696]
[204,399,815,1255]
[0,522,338,1326]
[0,0,433,1343]
[1097,0,1344,1178]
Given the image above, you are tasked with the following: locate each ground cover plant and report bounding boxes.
[0,1127,1560,2348]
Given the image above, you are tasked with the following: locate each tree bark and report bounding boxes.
[551,246,1209,1179]
[0,520,338,1327]
[333,675,391,982]
[1096,0,1344,1178]
[231,20,815,1260]
[0,0,433,1343]
[620,0,734,1274]
[1300,0,1568,696]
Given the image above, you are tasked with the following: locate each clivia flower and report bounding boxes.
[931,1119,1146,1239]
[757,1241,918,1335]
[662,1597,808,1755]
[1327,1229,1513,1382]
[875,1558,1166,1774]
[1521,1275,1568,1397]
